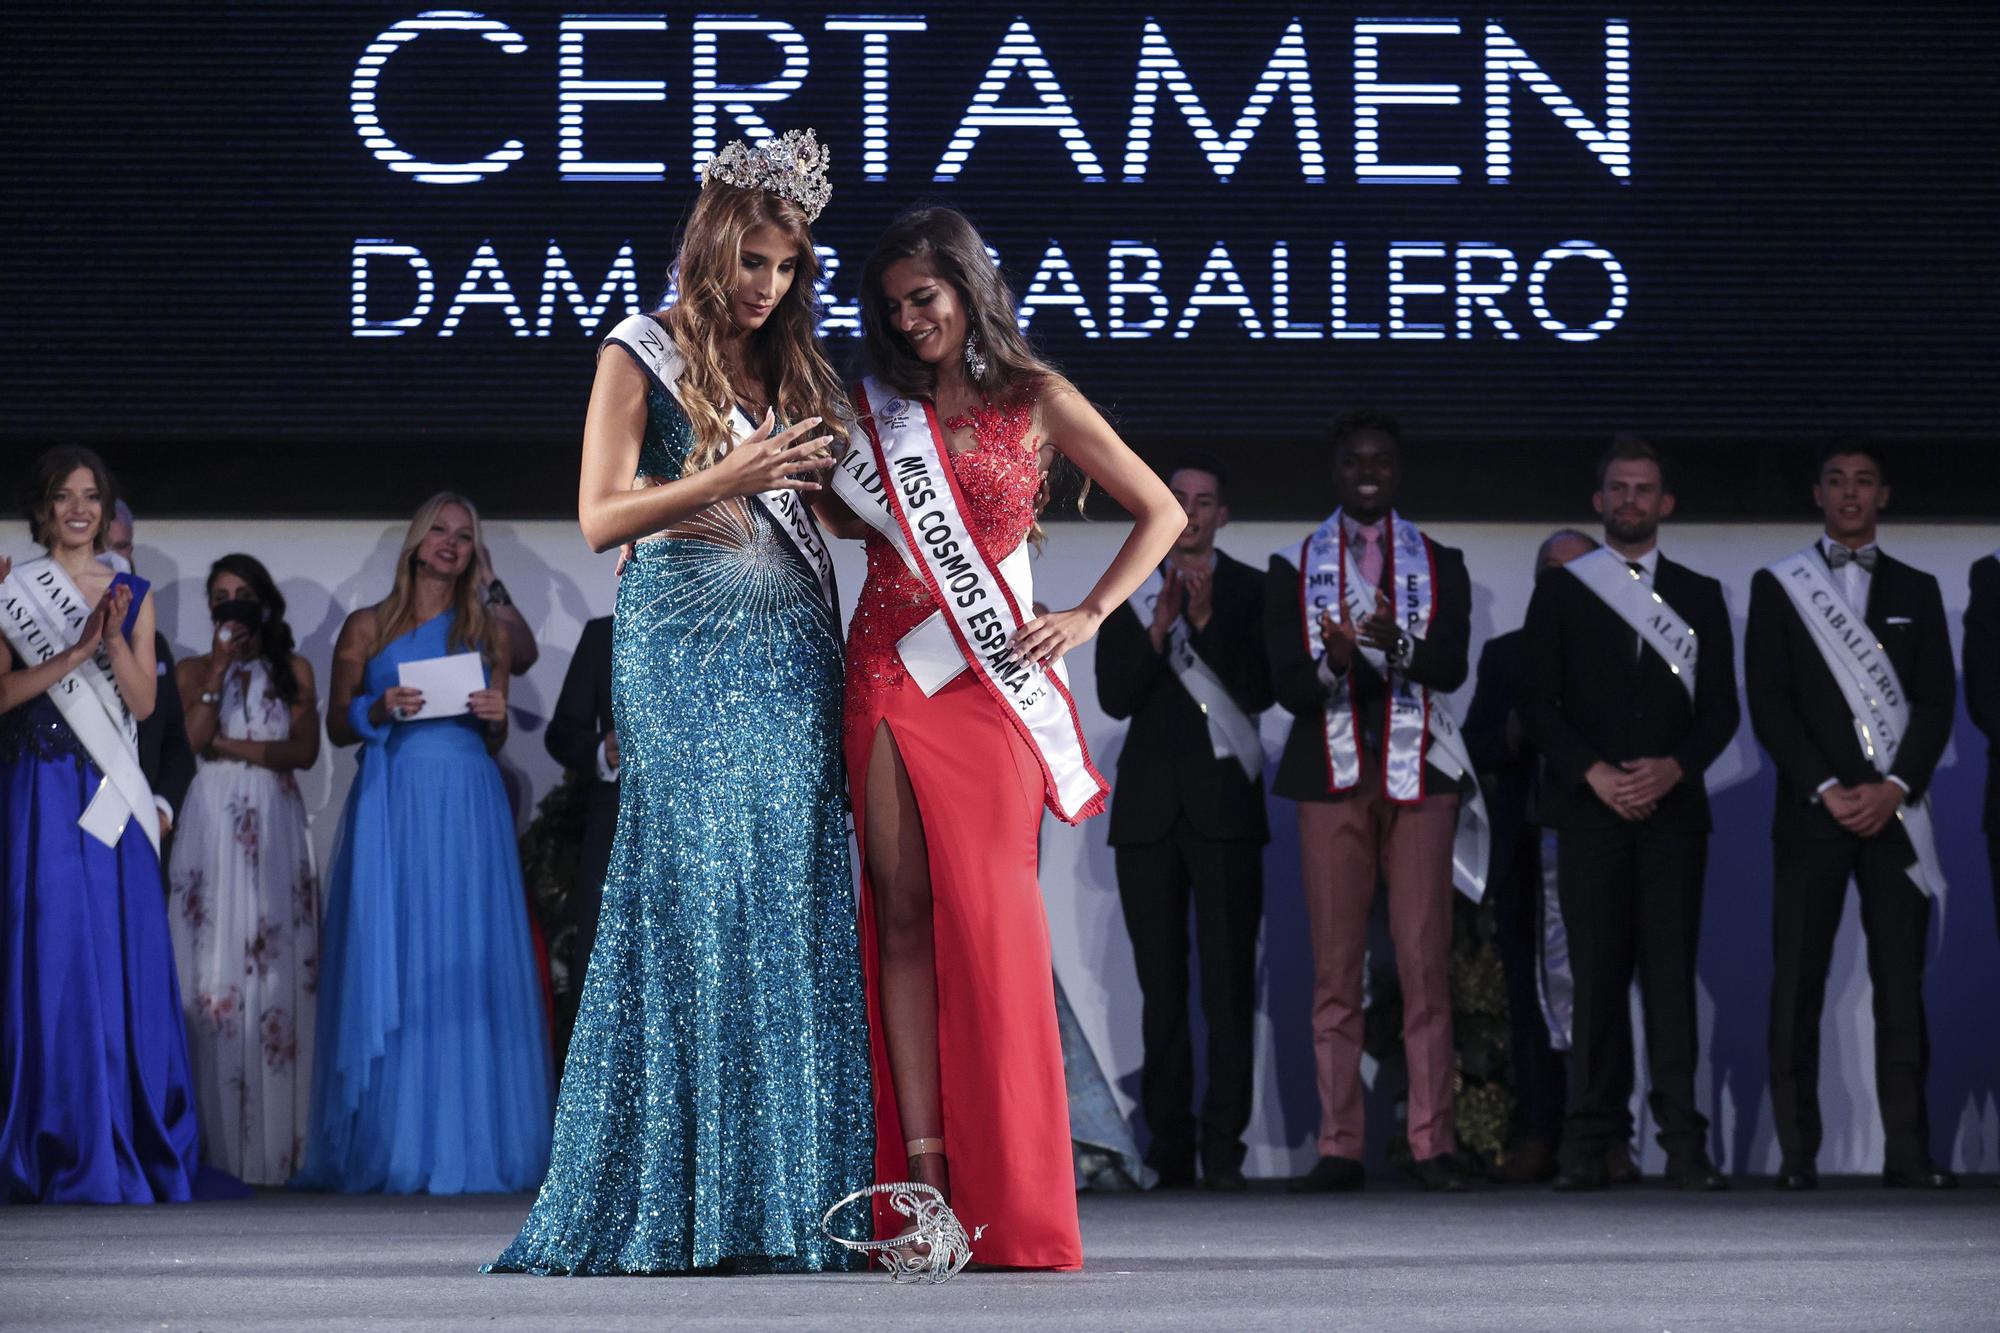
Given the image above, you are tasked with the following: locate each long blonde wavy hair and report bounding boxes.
[371,491,499,662]
[660,183,847,472]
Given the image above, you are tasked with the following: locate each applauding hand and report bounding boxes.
[1147,567,1184,651]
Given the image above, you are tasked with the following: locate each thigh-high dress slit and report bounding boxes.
[842,397,1084,1271]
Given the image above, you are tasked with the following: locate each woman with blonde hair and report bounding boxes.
[491,129,870,1275]
[296,492,551,1194]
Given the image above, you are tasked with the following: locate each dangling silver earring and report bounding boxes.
[962,328,988,380]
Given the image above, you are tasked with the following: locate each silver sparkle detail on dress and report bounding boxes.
[488,377,871,1275]
[821,1183,984,1283]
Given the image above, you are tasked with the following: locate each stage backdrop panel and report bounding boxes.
[61,516,1998,1178]
[4,3,1997,516]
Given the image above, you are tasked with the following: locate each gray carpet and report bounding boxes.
[4,1183,1997,1331]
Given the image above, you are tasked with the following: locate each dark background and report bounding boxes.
[3,3,1995,519]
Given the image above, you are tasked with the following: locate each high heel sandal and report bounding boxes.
[820,1137,983,1283]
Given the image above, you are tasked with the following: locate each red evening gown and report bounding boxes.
[843,396,1086,1271]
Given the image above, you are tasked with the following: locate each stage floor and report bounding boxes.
[5,1182,1997,1330]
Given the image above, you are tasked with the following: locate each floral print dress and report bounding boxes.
[167,658,320,1184]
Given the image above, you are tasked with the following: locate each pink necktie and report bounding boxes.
[1355,526,1383,589]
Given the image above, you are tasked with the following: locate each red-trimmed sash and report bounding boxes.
[834,378,1108,824]
[1294,510,1487,898]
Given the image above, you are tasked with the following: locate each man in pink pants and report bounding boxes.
[1265,411,1474,1193]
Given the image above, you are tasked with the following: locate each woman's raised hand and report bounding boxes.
[711,411,836,497]
[69,598,109,667]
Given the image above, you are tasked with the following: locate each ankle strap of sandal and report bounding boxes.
[905,1136,945,1158]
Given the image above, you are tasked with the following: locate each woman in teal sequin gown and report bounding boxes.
[490,142,871,1275]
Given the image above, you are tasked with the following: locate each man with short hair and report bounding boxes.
[105,499,194,846]
[1466,527,1632,1184]
[1747,440,1958,1190]
[1267,412,1478,1194]
[1098,452,1272,1190]
[1522,436,1737,1192]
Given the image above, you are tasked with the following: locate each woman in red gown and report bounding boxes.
[821,207,1182,1271]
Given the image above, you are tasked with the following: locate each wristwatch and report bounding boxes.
[484,578,512,608]
[1386,628,1414,669]
[198,690,222,706]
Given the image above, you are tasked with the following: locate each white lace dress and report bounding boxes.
[167,659,320,1184]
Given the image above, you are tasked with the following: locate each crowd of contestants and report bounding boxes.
[1,162,1995,1226]
[5,424,1994,1209]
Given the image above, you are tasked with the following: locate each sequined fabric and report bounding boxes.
[0,695,90,768]
[844,397,1041,727]
[489,374,872,1275]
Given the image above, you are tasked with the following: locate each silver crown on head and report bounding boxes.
[701,128,832,222]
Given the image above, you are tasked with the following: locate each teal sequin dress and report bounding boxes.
[490,360,871,1274]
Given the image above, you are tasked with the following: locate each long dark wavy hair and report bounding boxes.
[858,205,1070,405]
[857,205,1088,534]
[207,553,301,706]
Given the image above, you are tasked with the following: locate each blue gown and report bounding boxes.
[491,374,871,1274]
[296,613,552,1194]
[0,692,207,1203]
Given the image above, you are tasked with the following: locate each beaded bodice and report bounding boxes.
[845,398,1042,714]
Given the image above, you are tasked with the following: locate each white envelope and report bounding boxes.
[396,651,487,720]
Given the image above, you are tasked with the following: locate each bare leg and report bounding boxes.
[865,721,950,1201]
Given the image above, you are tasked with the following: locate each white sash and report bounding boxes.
[832,377,1108,824]
[0,557,160,857]
[1564,548,1699,700]
[1294,512,1488,900]
[1125,564,1263,783]
[1768,548,1945,900]
[602,312,838,613]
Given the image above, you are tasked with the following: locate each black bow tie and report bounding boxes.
[1826,544,1878,571]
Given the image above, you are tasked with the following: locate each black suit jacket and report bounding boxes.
[546,616,618,892]
[1967,555,2000,834]
[1097,551,1272,846]
[1265,531,1472,803]
[1745,547,1956,841]
[138,631,195,820]
[1466,629,1535,844]
[1521,554,1738,833]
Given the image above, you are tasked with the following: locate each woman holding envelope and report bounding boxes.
[0,447,212,1203]
[297,491,552,1195]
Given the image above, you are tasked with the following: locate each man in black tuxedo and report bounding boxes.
[1266,413,1476,1194]
[1522,436,1737,1192]
[1466,527,1614,1184]
[106,501,194,848]
[1966,552,2000,941]
[1098,453,1272,1190]
[546,615,619,1038]
[1747,441,1958,1190]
